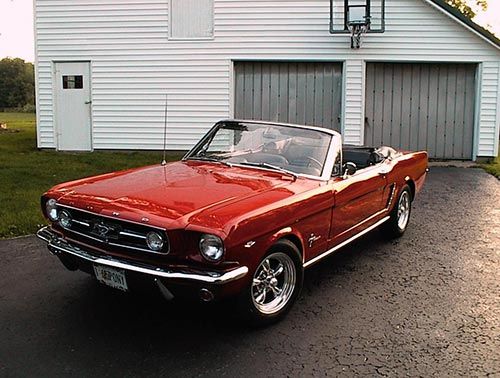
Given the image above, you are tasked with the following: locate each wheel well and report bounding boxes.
[279,234,303,259]
[406,179,416,201]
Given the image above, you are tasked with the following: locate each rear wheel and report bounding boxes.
[239,240,303,326]
[381,185,412,239]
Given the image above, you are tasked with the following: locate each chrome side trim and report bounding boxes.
[303,216,390,268]
[36,227,248,285]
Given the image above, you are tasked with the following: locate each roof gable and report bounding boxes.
[425,0,500,49]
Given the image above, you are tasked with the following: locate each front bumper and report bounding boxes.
[36,226,248,298]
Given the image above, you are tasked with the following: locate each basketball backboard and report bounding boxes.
[330,0,386,47]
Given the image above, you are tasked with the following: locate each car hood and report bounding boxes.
[49,161,301,231]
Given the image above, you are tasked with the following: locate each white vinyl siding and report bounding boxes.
[34,0,500,158]
[170,0,214,39]
[344,60,365,145]
[477,61,500,157]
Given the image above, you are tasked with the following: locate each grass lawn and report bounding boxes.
[480,150,500,179]
[0,113,184,239]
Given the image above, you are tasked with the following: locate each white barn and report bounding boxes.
[34,0,500,160]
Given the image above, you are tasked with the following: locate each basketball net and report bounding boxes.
[348,23,369,49]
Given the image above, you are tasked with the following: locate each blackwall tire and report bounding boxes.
[381,185,412,239]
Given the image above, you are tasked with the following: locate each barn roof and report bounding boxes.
[427,0,500,49]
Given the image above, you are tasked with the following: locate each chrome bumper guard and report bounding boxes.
[36,226,248,285]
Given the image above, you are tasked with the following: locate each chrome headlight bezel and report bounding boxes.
[199,234,224,262]
[58,210,72,229]
[146,231,165,252]
[45,198,59,222]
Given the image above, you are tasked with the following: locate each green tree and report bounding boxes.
[446,0,488,19]
[0,58,35,110]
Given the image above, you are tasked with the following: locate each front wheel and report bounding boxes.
[239,240,303,326]
[381,185,412,239]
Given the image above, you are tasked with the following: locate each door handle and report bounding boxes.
[85,100,92,104]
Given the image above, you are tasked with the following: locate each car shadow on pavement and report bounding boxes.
[67,228,388,336]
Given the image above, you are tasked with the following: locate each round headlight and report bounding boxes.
[46,198,58,221]
[59,210,72,229]
[199,234,224,262]
[146,231,164,251]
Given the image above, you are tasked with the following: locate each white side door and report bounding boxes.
[55,62,92,151]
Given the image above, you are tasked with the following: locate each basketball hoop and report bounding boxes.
[329,0,386,47]
[348,22,369,49]
[346,3,370,49]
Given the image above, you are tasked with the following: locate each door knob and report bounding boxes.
[85,100,92,104]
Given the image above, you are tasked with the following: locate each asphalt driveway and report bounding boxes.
[0,168,498,377]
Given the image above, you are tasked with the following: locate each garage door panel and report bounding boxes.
[305,65,315,125]
[261,63,271,121]
[295,64,305,125]
[401,64,413,150]
[322,65,334,127]
[410,64,421,153]
[313,64,324,126]
[366,62,476,159]
[445,64,457,159]
[244,63,254,119]
[369,63,385,146]
[454,65,466,159]
[270,64,280,122]
[436,65,448,159]
[417,64,430,152]
[427,65,440,157]
[279,64,289,123]
[463,68,476,159]
[333,68,343,126]
[288,63,298,123]
[235,61,343,131]
[385,63,396,147]
[252,63,262,118]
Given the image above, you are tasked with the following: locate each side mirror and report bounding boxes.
[343,162,357,179]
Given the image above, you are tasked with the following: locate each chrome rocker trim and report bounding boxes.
[303,216,390,268]
[36,226,248,285]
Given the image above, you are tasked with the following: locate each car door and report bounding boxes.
[329,166,387,243]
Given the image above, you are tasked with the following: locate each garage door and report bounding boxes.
[365,63,476,159]
[234,62,343,131]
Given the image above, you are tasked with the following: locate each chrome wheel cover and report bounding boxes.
[251,252,296,315]
[397,191,410,230]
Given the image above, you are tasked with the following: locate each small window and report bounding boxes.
[63,75,83,89]
[170,0,213,39]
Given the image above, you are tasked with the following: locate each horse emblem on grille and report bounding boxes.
[93,222,111,238]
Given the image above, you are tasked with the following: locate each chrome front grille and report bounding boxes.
[56,205,170,255]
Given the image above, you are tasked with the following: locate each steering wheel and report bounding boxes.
[304,156,323,170]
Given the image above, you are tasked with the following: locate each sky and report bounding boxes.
[0,0,499,62]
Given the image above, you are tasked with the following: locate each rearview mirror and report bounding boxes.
[343,162,357,179]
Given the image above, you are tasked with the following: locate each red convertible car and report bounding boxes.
[37,120,427,325]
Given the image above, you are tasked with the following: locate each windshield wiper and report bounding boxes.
[186,156,233,167]
[238,162,298,180]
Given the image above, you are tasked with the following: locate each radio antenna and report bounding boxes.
[161,93,168,166]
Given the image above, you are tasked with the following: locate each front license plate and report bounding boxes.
[94,265,128,292]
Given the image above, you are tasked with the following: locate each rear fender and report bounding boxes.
[384,151,428,207]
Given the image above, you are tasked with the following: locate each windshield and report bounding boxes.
[186,122,333,178]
